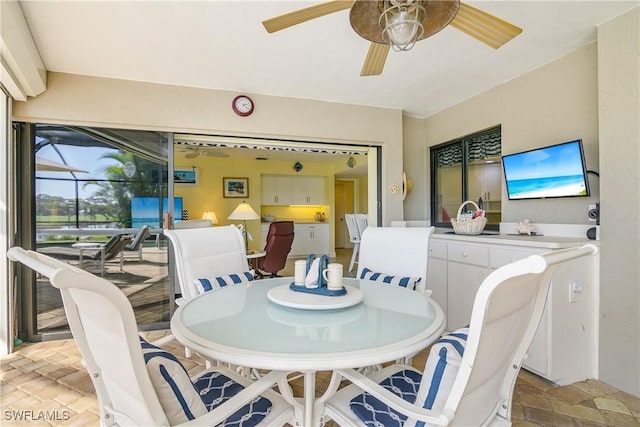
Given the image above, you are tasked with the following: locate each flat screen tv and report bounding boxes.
[502,140,590,200]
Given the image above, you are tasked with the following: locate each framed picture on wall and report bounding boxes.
[174,168,198,185]
[223,177,249,198]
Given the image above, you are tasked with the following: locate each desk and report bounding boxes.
[171,277,445,426]
[246,251,266,273]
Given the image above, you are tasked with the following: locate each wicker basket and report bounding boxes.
[450,200,487,235]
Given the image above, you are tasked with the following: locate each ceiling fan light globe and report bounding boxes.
[379,2,425,51]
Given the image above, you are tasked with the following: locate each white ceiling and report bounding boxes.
[19,1,637,118]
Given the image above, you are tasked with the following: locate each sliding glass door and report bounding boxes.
[20,124,173,340]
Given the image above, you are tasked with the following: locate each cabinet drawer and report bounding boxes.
[428,240,447,259]
[447,243,488,266]
[489,247,543,269]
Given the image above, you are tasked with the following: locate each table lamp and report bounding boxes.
[202,211,219,225]
[227,202,260,250]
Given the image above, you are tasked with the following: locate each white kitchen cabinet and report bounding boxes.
[292,176,325,205]
[291,223,330,256]
[261,176,293,205]
[262,176,325,206]
[428,233,598,385]
[468,161,502,203]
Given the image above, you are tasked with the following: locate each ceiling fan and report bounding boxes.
[179,147,230,159]
[263,0,522,76]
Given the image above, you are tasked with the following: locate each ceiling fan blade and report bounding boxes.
[361,43,390,76]
[450,3,522,49]
[262,0,353,33]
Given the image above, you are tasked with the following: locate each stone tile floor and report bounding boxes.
[2,331,639,426]
[6,247,640,426]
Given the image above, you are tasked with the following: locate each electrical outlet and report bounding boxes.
[569,281,582,303]
[587,204,598,222]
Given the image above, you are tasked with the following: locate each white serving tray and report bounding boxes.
[267,284,363,310]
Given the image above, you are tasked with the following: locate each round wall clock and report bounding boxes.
[232,95,254,117]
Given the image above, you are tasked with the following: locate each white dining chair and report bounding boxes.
[355,213,368,238]
[164,225,254,369]
[356,226,434,294]
[344,214,361,272]
[325,244,599,427]
[164,225,250,304]
[7,246,293,427]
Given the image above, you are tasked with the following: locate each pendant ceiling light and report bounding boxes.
[379,0,426,51]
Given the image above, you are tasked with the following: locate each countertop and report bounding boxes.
[261,219,329,225]
[431,227,595,249]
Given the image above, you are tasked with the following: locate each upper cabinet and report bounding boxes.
[262,176,293,205]
[262,175,325,206]
[292,176,325,205]
[468,161,502,203]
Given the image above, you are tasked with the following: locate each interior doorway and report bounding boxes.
[334,179,355,249]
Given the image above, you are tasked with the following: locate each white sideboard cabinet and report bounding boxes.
[291,223,330,256]
[261,222,329,257]
[427,232,598,385]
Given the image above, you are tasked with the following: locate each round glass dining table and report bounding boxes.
[170,276,445,426]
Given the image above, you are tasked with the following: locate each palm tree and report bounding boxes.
[84,150,165,227]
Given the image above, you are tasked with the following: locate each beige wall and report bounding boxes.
[401,7,639,397]
[597,7,640,397]
[174,155,336,253]
[402,115,428,220]
[407,42,600,225]
[12,72,405,225]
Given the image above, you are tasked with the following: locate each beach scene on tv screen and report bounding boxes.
[503,142,588,199]
[131,197,183,228]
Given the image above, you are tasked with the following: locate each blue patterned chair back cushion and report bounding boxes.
[139,337,207,424]
[359,267,421,290]
[415,327,468,415]
[194,270,254,294]
[140,337,274,426]
[349,327,468,427]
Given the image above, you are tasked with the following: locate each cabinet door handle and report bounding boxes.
[463,252,469,257]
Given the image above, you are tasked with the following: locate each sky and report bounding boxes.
[502,141,586,181]
[35,143,117,200]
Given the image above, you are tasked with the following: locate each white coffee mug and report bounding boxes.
[294,260,306,285]
[322,263,343,290]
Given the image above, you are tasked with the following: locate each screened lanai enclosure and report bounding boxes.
[22,124,175,339]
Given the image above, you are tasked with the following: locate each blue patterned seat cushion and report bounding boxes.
[140,337,272,426]
[194,371,272,427]
[194,270,254,294]
[349,327,469,427]
[359,267,421,290]
[350,369,422,427]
